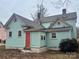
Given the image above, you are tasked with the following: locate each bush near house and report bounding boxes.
[59,38,78,53]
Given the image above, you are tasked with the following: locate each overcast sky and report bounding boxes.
[0,0,79,26]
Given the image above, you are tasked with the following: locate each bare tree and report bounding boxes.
[31,0,47,21]
[51,0,71,9]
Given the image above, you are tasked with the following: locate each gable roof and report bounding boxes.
[0,22,3,26]
[5,12,77,31]
[49,19,72,28]
[5,13,43,29]
[5,13,32,26]
[39,12,77,23]
[0,22,4,27]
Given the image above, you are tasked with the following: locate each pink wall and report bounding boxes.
[0,27,6,41]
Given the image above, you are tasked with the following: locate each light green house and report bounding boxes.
[5,9,77,53]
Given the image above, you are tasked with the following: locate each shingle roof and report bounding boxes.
[39,12,77,23]
[24,27,71,32]
[14,13,44,29]
[0,22,3,26]
[5,13,43,29]
[5,12,77,30]
[0,21,4,28]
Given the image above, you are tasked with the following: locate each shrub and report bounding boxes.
[59,38,78,53]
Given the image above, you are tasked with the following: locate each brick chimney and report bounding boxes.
[62,9,66,15]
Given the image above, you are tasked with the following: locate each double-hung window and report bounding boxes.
[18,31,21,36]
[41,35,45,40]
[9,32,12,37]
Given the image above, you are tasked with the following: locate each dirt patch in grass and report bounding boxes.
[0,45,78,59]
[0,50,78,59]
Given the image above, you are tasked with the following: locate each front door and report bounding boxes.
[26,32,30,49]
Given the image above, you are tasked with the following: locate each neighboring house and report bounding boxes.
[77,27,79,42]
[0,22,6,44]
[5,9,77,53]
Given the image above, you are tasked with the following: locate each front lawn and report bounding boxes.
[0,45,78,59]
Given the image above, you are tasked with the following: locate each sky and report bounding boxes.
[0,0,79,26]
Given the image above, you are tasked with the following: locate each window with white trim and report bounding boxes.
[44,36,45,40]
[41,35,43,40]
[9,32,12,37]
[58,22,60,24]
[41,35,46,40]
[52,33,56,38]
[18,31,22,36]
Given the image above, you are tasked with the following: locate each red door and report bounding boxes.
[26,32,30,49]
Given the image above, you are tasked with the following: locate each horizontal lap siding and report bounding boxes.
[6,19,26,49]
[6,37,25,48]
[66,20,77,39]
[47,31,71,48]
[30,32,41,48]
[40,32,46,47]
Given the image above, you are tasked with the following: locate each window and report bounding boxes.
[9,32,12,37]
[52,33,56,38]
[44,36,45,40]
[41,35,46,40]
[18,31,21,36]
[14,18,17,22]
[41,35,43,40]
[58,22,60,24]
[27,27,32,29]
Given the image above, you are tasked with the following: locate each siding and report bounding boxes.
[47,31,71,48]
[42,22,51,28]
[40,32,46,47]
[30,32,46,48]
[30,32,40,48]
[6,19,26,48]
[53,21,69,28]
[0,28,6,40]
[66,20,77,39]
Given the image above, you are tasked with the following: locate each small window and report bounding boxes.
[9,32,12,37]
[18,31,21,36]
[58,22,60,24]
[41,35,43,40]
[14,18,17,22]
[44,36,45,40]
[52,33,56,38]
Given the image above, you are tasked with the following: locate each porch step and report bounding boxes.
[48,48,60,50]
[20,49,34,53]
[0,43,5,46]
[20,47,47,53]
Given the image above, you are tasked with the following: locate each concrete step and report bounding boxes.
[20,49,34,53]
[0,43,5,46]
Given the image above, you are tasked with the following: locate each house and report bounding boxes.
[0,22,6,44]
[77,27,79,42]
[5,9,77,53]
